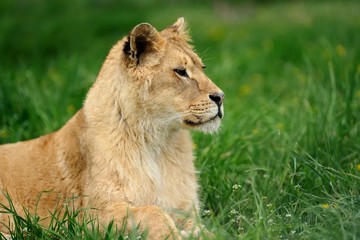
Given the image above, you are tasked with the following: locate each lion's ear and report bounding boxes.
[165,17,191,42]
[123,23,161,65]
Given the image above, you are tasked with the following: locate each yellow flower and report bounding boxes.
[336,44,346,57]
[67,105,75,114]
[321,203,330,209]
[276,123,285,131]
[239,85,252,96]
[356,164,360,171]
[0,129,8,138]
[252,128,259,135]
[210,26,225,41]
[356,90,360,99]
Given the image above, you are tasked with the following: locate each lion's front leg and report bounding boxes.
[175,214,214,239]
[131,206,179,239]
[97,203,179,240]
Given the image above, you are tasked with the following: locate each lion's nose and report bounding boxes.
[209,92,224,107]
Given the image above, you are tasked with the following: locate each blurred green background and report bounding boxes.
[0,0,359,239]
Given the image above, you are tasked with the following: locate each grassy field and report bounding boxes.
[1,0,360,239]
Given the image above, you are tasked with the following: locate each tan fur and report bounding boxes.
[0,18,224,239]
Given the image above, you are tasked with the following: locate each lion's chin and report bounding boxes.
[183,116,221,134]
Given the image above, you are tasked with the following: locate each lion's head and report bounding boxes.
[120,17,224,134]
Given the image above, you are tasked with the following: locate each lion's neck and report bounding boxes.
[83,63,190,162]
[83,86,193,194]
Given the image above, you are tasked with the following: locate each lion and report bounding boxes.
[0,17,224,239]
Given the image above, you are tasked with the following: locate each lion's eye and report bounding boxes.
[174,68,189,78]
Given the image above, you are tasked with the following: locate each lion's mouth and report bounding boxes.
[184,115,219,127]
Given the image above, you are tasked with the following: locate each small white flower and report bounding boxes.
[202,209,211,217]
[237,227,244,233]
[285,213,292,218]
[229,209,239,215]
[232,184,242,191]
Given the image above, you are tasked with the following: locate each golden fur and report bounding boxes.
[0,18,224,239]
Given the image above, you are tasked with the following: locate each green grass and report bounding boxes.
[1,0,360,239]
[0,192,148,240]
